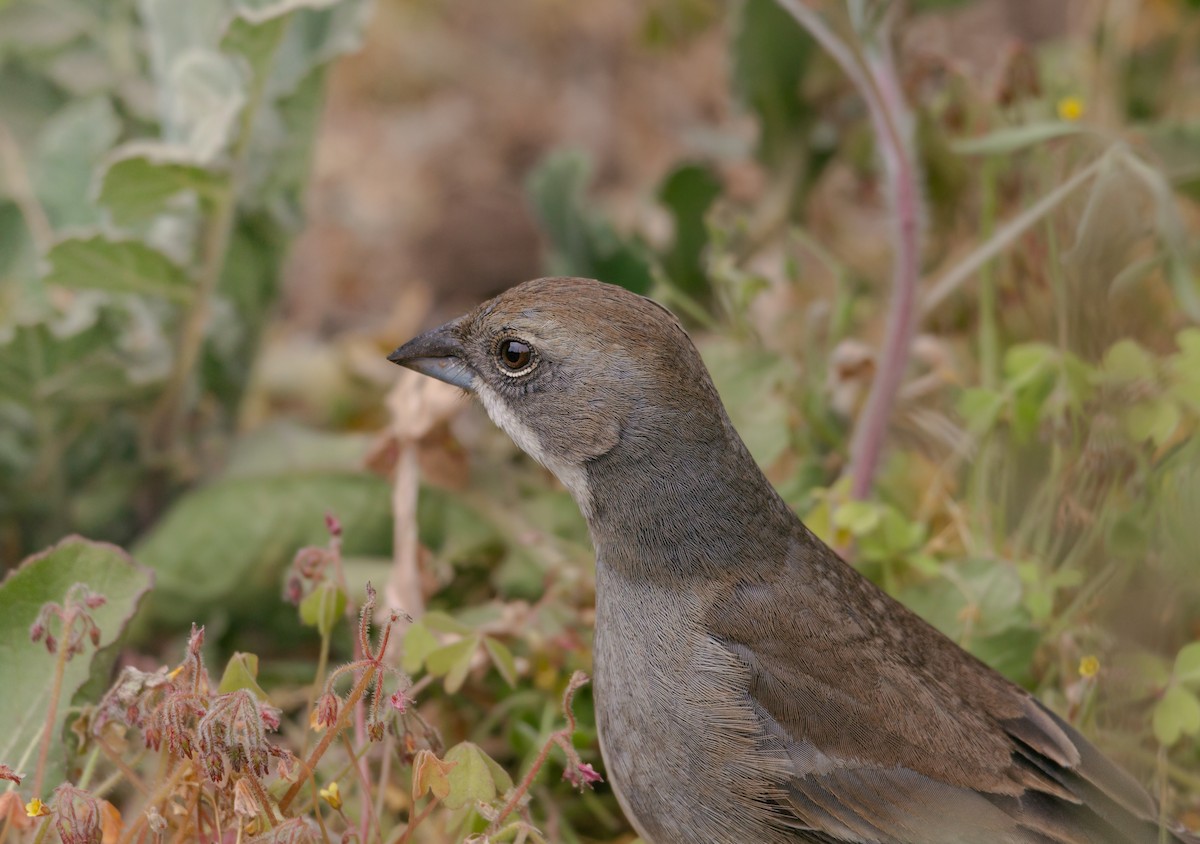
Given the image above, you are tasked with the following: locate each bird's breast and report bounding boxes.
[592,562,795,844]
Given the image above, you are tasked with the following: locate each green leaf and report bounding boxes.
[483,636,518,687]
[0,321,130,408]
[422,611,474,637]
[442,741,506,811]
[902,558,1025,640]
[31,96,121,229]
[1169,329,1200,412]
[223,423,376,477]
[731,0,816,165]
[299,582,346,637]
[1102,339,1157,383]
[1153,685,1200,746]
[417,489,503,568]
[832,500,883,536]
[43,234,193,303]
[134,471,391,625]
[221,14,290,83]
[425,636,480,694]
[702,339,792,467]
[140,0,244,158]
[96,143,223,225]
[1123,399,1180,447]
[525,149,654,295]
[401,620,439,675]
[657,163,720,297]
[224,0,367,97]
[234,0,342,25]
[1003,343,1057,386]
[957,387,1005,432]
[971,627,1040,687]
[0,537,153,794]
[952,122,1084,156]
[1176,328,1200,364]
[169,50,248,161]
[1174,641,1200,686]
[217,652,269,698]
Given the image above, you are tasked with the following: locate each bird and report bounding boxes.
[388,276,1198,844]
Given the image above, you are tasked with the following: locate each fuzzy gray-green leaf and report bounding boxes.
[44,234,193,303]
[0,537,153,793]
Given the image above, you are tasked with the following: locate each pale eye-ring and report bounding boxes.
[495,337,536,376]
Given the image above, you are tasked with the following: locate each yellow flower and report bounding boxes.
[1079,655,1100,678]
[1057,96,1085,122]
[25,798,50,818]
[319,781,342,811]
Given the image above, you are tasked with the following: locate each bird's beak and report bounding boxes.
[387,319,476,391]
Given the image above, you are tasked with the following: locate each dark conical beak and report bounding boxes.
[387,319,476,391]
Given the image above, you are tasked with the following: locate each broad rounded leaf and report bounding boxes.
[1174,641,1200,686]
[217,652,268,698]
[0,537,153,793]
[1102,339,1157,383]
[442,742,512,811]
[32,96,121,229]
[44,234,193,303]
[400,620,439,676]
[483,636,518,687]
[1153,685,1200,746]
[832,501,882,536]
[425,636,480,694]
[96,143,222,225]
[422,610,473,636]
[168,49,246,161]
[298,583,346,637]
[1123,399,1180,447]
[134,471,390,624]
[1003,343,1057,385]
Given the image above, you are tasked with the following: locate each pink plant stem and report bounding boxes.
[849,46,922,500]
[775,1,923,500]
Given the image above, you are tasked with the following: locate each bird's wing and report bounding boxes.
[705,537,1190,844]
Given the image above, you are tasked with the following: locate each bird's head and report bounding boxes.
[387,277,732,517]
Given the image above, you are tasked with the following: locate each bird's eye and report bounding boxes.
[495,337,536,376]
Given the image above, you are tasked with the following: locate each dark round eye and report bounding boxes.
[496,338,535,374]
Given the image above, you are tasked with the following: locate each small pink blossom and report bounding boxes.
[564,762,603,790]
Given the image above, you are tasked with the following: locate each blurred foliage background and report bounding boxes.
[1,0,1199,842]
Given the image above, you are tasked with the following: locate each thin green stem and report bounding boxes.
[29,817,53,844]
[978,155,1000,390]
[75,746,101,791]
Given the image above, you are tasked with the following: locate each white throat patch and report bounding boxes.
[474,380,593,518]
